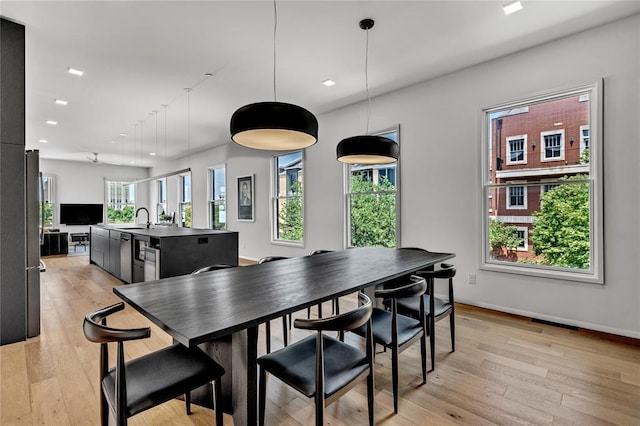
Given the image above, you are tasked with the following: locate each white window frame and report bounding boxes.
[344,127,401,249]
[506,183,527,210]
[506,135,527,165]
[157,178,167,222]
[481,81,603,284]
[208,164,226,230]
[105,179,136,224]
[271,150,304,246]
[179,172,192,228]
[540,129,565,162]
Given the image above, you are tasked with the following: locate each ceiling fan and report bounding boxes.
[87,152,100,163]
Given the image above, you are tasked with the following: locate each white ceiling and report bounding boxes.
[2,1,639,167]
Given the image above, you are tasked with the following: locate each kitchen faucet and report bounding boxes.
[135,207,150,229]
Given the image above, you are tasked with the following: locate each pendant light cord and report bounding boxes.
[273,0,278,102]
[365,26,371,134]
[186,88,191,164]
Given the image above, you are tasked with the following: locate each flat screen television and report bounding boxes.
[59,203,104,225]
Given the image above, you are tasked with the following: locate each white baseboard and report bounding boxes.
[457,298,640,339]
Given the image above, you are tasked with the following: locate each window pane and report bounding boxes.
[274,152,303,242]
[106,180,135,224]
[350,192,396,248]
[210,167,226,230]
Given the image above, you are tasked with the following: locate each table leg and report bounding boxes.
[232,325,258,425]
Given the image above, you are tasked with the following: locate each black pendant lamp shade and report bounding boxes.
[336,18,399,164]
[337,134,399,164]
[230,101,318,150]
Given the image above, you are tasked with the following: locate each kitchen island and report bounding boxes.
[90,225,238,283]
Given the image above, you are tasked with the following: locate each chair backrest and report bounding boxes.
[294,293,372,332]
[257,256,289,264]
[416,264,457,280]
[190,264,234,275]
[83,302,150,344]
[374,275,427,300]
[309,249,333,256]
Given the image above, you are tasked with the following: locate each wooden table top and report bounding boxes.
[114,247,454,347]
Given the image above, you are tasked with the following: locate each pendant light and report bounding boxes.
[336,19,398,164]
[230,0,318,150]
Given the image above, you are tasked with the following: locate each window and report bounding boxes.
[179,173,191,228]
[209,166,226,230]
[541,129,565,161]
[515,227,528,251]
[157,178,167,222]
[39,175,55,227]
[580,125,590,156]
[507,185,527,209]
[272,151,303,243]
[106,180,135,224]
[345,129,400,248]
[482,82,603,283]
[506,135,527,164]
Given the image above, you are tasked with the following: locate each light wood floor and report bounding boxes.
[1,254,639,425]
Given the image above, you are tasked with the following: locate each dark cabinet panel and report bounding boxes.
[40,232,69,256]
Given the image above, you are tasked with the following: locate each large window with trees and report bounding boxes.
[179,173,191,228]
[272,151,303,243]
[345,129,399,248]
[106,180,135,224]
[209,165,226,230]
[482,82,603,282]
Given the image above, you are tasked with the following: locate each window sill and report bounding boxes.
[481,261,603,284]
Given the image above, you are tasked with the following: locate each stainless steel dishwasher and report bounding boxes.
[120,233,132,283]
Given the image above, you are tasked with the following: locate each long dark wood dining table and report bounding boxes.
[114,247,454,425]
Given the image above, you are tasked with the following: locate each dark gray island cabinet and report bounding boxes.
[90,225,238,284]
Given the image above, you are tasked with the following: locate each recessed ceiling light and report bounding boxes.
[67,67,84,76]
[323,79,336,87]
[149,152,156,156]
[46,120,57,126]
[129,161,136,164]
[503,1,523,15]
[38,139,48,143]
[119,133,127,137]
[54,99,68,106]
[111,140,116,144]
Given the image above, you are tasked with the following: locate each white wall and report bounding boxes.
[151,15,639,337]
[40,158,149,233]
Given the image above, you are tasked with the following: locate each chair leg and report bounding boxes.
[282,316,288,347]
[430,316,436,371]
[392,344,399,414]
[318,303,322,318]
[335,297,340,315]
[450,310,456,352]
[265,322,271,354]
[307,306,311,318]
[100,391,109,426]
[420,334,427,384]
[185,391,191,415]
[367,368,375,426]
[258,367,267,426]
[214,379,223,425]
[288,313,292,330]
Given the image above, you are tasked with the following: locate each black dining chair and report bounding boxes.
[190,264,235,275]
[352,274,428,414]
[82,302,225,425]
[258,256,291,353]
[395,263,456,371]
[257,292,375,425]
[307,250,339,319]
